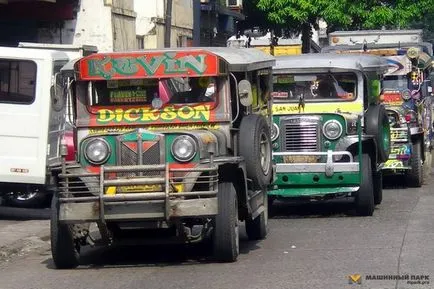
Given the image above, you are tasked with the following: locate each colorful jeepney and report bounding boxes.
[50,48,275,268]
[324,30,434,187]
[269,54,390,216]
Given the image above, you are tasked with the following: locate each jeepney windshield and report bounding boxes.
[383,75,409,90]
[88,76,218,106]
[272,73,357,102]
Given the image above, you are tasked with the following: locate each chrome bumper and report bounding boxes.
[273,150,359,176]
[57,163,218,223]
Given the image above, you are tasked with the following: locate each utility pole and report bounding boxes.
[164,0,173,48]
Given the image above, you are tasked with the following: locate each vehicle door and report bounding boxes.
[0,58,47,184]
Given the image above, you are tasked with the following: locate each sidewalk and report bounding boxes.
[0,208,50,263]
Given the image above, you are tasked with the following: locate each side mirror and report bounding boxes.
[238,80,253,107]
[55,73,64,98]
[51,73,65,112]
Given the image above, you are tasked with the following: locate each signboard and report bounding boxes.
[385,56,412,76]
[78,51,220,81]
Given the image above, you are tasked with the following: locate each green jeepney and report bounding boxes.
[268,54,390,216]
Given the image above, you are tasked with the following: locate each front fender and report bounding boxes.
[335,135,379,165]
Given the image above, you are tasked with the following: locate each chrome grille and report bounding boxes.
[282,119,319,152]
[119,141,162,177]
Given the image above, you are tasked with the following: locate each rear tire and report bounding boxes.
[213,182,239,262]
[373,170,383,205]
[51,196,80,269]
[245,192,268,240]
[355,154,375,216]
[406,140,423,187]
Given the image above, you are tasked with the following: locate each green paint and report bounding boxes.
[382,120,391,153]
[273,172,360,186]
[165,134,200,163]
[268,186,360,197]
[121,131,159,142]
[79,133,200,168]
[79,136,117,167]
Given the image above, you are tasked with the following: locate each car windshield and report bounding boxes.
[383,75,409,90]
[88,76,218,106]
[272,73,357,102]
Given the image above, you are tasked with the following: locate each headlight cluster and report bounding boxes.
[84,135,198,165]
[171,135,197,162]
[322,120,343,140]
[84,138,111,165]
[401,89,411,101]
[271,123,280,141]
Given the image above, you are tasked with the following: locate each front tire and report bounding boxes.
[406,140,423,187]
[5,185,51,208]
[365,105,390,163]
[51,196,80,269]
[213,182,239,262]
[355,154,375,216]
[373,170,383,205]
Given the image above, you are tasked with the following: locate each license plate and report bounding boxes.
[384,159,404,169]
[283,155,318,163]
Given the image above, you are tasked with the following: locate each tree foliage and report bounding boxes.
[252,0,434,48]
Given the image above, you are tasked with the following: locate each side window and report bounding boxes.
[0,60,37,104]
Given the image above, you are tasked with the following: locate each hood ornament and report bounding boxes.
[298,93,305,113]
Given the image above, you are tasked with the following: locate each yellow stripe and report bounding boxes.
[272,102,363,115]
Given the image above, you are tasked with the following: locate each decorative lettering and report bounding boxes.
[82,52,213,80]
[96,105,212,124]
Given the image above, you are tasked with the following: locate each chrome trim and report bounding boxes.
[276,163,359,173]
[280,116,321,152]
[273,150,358,175]
[273,150,354,161]
[322,119,343,140]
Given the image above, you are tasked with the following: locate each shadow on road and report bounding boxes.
[0,206,50,221]
[42,223,262,270]
[269,173,412,219]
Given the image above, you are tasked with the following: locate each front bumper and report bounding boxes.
[270,150,360,197]
[57,163,218,223]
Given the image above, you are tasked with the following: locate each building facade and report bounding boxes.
[199,0,244,47]
[0,0,137,52]
[135,0,194,49]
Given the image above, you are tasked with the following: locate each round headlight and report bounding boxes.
[323,120,343,140]
[401,89,411,100]
[171,135,197,162]
[84,138,110,165]
[271,123,280,142]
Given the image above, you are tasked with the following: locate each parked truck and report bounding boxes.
[0,43,96,208]
[323,30,434,187]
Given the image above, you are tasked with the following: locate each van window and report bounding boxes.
[0,60,37,104]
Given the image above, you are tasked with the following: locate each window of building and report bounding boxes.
[0,60,37,105]
[136,36,144,50]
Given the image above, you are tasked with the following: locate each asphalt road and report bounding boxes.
[0,175,433,289]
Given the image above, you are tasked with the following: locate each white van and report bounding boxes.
[0,44,96,207]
